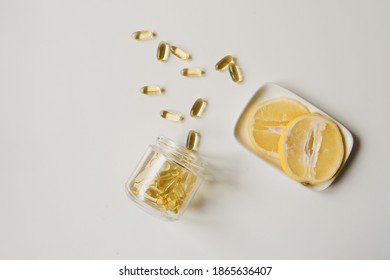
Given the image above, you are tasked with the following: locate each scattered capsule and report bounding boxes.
[180,68,204,77]
[131,30,155,40]
[215,55,234,71]
[186,130,200,151]
[228,62,243,83]
[169,45,191,60]
[157,41,170,61]
[160,110,184,122]
[190,98,207,118]
[139,86,164,95]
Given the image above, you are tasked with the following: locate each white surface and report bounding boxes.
[0,0,389,259]
[235,83,354,191]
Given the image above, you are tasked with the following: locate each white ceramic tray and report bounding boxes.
[234,83,354,191]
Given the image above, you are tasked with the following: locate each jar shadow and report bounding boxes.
[187,154,241,210]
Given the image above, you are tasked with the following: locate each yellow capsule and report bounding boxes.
[169,45,191,60]
[184,174,197,194]
[139,86,164,95]
[173,184,186,199]
[131,30,155,40]
[135,167,150,183]
[160,161,171,172]
[156,41,170,61]
[156,197,167,206]
[163,190,177,202]
[163,177,179,194]
[146,187,161,199]
[143,193,157,203]
[186,130,200,151]
[148,154,159,167]
[148,184,163,194]
[228,62,243,83]
[180,68,204,77]
[160,110,183,122]
[190,98,207,118]
[130,185,139,196]
[158,170,174,181]
[215,55,234,71]
[166,199,179,211]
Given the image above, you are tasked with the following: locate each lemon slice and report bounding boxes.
[278,113,345,185]
[248,98,309,158]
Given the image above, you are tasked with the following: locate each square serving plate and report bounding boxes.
[234,83,354,191]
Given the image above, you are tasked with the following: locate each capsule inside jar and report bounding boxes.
[126,136,205,220]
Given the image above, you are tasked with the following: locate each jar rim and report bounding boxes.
[154,135,206,177]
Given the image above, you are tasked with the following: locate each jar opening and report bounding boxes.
[154,136,206,177]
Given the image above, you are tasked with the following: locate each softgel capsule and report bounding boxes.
[126,136,206,220]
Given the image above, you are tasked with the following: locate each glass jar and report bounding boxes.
[125,136,206,221]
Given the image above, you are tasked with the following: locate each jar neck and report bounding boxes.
[153,136,206,177]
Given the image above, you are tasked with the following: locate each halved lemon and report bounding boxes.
[248,98,309,158]
[278,113,345,185]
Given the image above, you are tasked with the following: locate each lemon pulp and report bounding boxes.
[278,113,345,185]
[248,98,309,158]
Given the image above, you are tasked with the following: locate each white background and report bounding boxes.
[0,0,389,259]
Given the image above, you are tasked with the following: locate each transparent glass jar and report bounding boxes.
[125,136,206,221]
